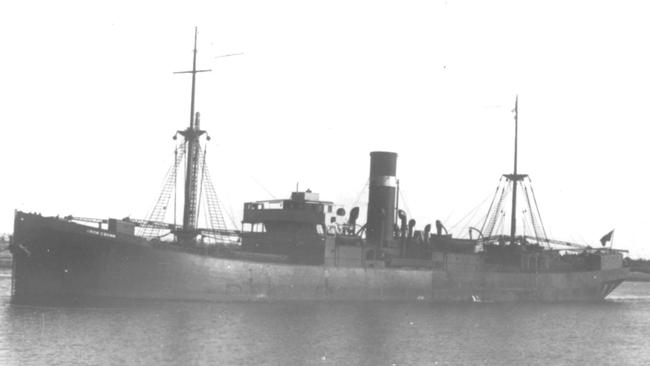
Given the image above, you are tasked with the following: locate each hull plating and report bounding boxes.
[11,213,628,303]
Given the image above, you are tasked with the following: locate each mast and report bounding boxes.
[509,95,519,245]
[174,27,211,236]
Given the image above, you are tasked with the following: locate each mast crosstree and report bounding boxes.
[174,27,212,235]
[508,95,524,245]
[139,27,238,244]
[479,96,548,245]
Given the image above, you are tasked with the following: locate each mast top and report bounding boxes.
[174,27,211,237]
[507,95,525,181]
[173,27,212,131]
[509,95,520,245]
[513,95,518,174]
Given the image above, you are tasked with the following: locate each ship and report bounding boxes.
[9,30,628,304]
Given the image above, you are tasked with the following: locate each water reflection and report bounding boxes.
[1,270,650,366]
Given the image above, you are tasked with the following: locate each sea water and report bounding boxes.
[1,268,649,366]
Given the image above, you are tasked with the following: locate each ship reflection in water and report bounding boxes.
[1,270,649,366]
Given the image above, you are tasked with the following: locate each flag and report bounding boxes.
[600,230,614,247]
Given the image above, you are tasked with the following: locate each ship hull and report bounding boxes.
[11,212,628,303]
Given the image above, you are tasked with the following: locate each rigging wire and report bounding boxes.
[196,145,208,224]
[223,204,239,231]
[520,208,528,238]
[494,186,511,238]
[202,192,211,235]
[250,176,276,199]
[479,176,505,234]
[398,188,412,218]
[146,153,177,219]
[202,165,238,242]
[447,190,494,235]
[484,183,511,238]
[523,184,546,247]
[204,161,239,230]
[141,144,186,238]
[495,210,506,235]
[352,180,369,207]
[528,177,549,242]
[174,145,178,228]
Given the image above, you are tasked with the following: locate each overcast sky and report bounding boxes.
[1,1,649,257]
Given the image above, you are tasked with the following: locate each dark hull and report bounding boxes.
[11,212,628,303]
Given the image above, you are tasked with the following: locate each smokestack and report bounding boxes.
[366,151,397,247]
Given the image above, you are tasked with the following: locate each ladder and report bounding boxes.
[201,165,237,243]
[140,145,186,238]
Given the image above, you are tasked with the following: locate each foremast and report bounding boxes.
[174,27,212,239]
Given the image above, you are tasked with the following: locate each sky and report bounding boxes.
[1,1,649,257]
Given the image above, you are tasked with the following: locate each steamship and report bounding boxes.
[10,31,628,304]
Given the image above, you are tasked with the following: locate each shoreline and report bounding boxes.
[627,271,650,282]
[0,243,11,269]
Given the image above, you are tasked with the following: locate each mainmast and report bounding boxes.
[480,96,544,244]
[506,95,526,245]
[174,27,212,236]
[509,96,519,245]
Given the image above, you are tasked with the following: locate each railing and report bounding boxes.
[66,216,240,240]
